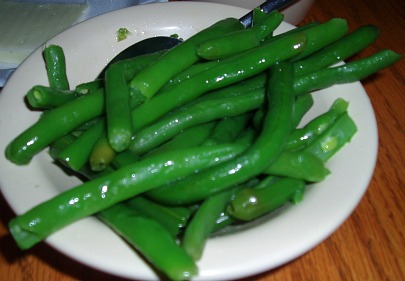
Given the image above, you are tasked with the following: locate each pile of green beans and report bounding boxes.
[5,9,401,280]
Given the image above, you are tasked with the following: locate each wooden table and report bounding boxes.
[1,0,404,280]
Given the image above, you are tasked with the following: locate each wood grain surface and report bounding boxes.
[1,0,404,280]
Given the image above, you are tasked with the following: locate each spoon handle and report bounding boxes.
[239,0,296,28]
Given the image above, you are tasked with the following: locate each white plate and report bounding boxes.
[0,2,378,280]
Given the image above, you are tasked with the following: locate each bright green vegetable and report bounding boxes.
[126,196,191,237]
[294,49,402,95]
[286,98,349,151]
[129,33,306,131]
[196,10,284,60]
[294,25,380,76]
[9,142,248,250]
[57,119,105,171]
[105,63,133,152]
[128,17,245,99]
[182,188,237,261]
[98,203,198,280]
[6,88,105,165]
[89,132,116,172]
[129,88,263,155]
[26,85,78,109]
[304,112,358,162]
[43,44,70,90]
[147,62,296,205]
[227,177,306,221]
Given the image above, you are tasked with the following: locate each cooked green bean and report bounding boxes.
[227,177,306,221]
[6,88,105,165]
[182,188,237,261]
[98,203,198,280]
[26,85,78,109]
[43,44,70,90]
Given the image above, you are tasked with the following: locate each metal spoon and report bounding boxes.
[100,0,295,75]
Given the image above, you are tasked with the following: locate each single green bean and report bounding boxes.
[105,63,133,152]
[201,114,251,146]
[227,177,306,221]
[182,188,237,261]
[264,150,330,182]
[6,88,105,165]
[89,132,116,171]
[57,119,105,171]
[43,44,70,90]
[98,203,198,280]
[74,79,103,95]
[26,85,78,109]
[290,18,349,61]
[145,122,216,157]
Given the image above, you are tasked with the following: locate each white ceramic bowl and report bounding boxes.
[0,2,376,280]
[190,0,316,24]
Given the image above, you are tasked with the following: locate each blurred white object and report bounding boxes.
[191,0,315,25]
[0,0,167,87]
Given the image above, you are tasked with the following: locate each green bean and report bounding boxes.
[264,150,330,182]
[227,177,306,221]
[9,142,248,250]
[126,196,191,237]
[105,63,133,152]
[294,25,380,76]
[304,112,358,162]
[128,17,245,99]
[182,188,237,261]
[26,85,78,109]
[98,203,198,280]
[290,18,349,61]
[89,132,116,171]
[48,134,77,160]
[253,92,314,130]
[6,88,105,165]
[196,10,284,60]
[292,93,315,128]
[111,149,140,169]
[286,98,349,151]
[145,122,216,157]
[294,49,402,95]
[57,119,105,171]
[74,79,103,95]
[201,114,251,146]
[129,88,264,155]
[130,33,306,131]
[147,62,296,205]
[43,44,70,90]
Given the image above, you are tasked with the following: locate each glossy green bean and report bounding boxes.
[98,203,198,280]
[43,44,70,90]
